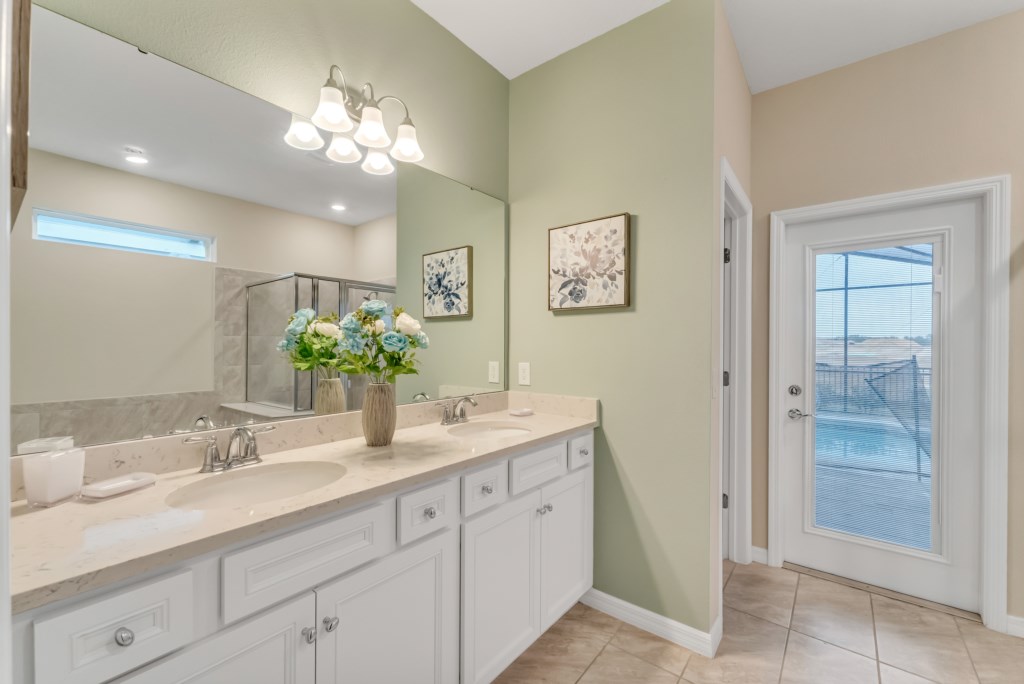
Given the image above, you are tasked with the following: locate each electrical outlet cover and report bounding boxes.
[488,361,500,384]
[518,362,531,386]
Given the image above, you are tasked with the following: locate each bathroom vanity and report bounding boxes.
[10,411,596,684]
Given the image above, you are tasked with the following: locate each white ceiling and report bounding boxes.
[410,0,669,78]
[30,8,396,226]
[723,0,1024,93]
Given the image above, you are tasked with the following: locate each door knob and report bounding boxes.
[788,408,815,420]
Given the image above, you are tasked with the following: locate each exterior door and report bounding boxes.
[778,197,982,611]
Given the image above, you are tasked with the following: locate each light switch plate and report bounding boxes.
[488,361,500,384]
[518,362,531,386]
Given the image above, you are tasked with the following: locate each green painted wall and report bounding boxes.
[509,0,717,630]
[35,0,510,200]
[395,164,507,401]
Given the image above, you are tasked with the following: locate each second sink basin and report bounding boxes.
[166,461,347,510]
[448,420,533,441]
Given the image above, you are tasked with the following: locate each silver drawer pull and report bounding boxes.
[545,503,554,513]
[537,506,547,516]
[481,484,494,495]
[424,506,438,519]
[114,627,135,647]
[580,448,590,457]
[302,627,317,644]
[323,616,340,633]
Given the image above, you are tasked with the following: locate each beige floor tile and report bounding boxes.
[494,623,607,684]
[956,617,1024,684]
[609,622,693,675]
[683,607,789,684]
[578,645,678,684]
[790,574,876,658]
[872,595,978,684]
[550,603,623,642]
[723,561,799,627]
[723,559,736,587]
[878,664,937,683]
[780,631,879,684]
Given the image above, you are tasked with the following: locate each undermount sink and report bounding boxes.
[448,420,533,441]
[166,461,347,510]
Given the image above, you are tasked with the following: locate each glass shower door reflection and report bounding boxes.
[813,243,937,552]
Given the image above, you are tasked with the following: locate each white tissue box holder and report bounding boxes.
[22,448,85,507]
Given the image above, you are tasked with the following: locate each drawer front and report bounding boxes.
[569,433,594,470]
[462,460,509,517]
[222,501,396,624]
[34,570,194,684]
[509,442,568,496]
[397,478,459,545]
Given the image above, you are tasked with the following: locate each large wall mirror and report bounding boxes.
[11,7,508,451]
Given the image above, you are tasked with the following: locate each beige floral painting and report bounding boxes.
[548,213,630,310]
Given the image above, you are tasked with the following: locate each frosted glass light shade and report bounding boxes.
[354,105,391,148]
[312,85,354,132]
[283,114,324,150]
[362,148,395,175]
[389,122,424,162]
[325,134,362,163]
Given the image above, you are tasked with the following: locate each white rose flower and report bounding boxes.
[395,312,422,335]
[372,320,386,334]
[314,322,340,338]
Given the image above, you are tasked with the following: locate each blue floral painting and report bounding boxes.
[423,246,472,318]
[549,213,630,310]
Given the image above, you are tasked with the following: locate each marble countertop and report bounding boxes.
[11,410,597,614]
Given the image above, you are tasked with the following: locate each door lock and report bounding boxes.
[788,385,802,396]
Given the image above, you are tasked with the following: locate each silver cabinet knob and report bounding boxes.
[537,507,547,516]
[481,484,494,495]
[114,627,135,647]
[545,503,554,513]
[323,616,339,632]
[302,627,317,644]
[580,448,590,457]
[424,506,438,519]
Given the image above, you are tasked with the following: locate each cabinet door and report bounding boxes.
[462,489,543,684]
[316,529,459,684]
[117,593,315,684]
[540,466,593,631]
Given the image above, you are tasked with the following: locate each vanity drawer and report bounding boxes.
[569,433,594,470]
[222,501,396,624]
[509,442,568,496]
[397,478,459,545]
[34,569,194,684]
[462,460,509,517]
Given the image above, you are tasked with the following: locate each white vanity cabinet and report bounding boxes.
[462,452,593,684]
[315,528,459,684]
[117,592,316,684]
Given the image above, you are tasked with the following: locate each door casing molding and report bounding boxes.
[768,176,1010,632]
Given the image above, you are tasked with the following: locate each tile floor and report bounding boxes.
[497,562,1024,684]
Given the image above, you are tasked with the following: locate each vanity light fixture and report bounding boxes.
[284,65,424,174]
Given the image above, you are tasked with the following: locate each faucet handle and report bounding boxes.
[183,435,216,445]
[250,425,276,435]
[439,401,455,426]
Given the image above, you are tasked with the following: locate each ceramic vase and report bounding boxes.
[314,377,346,415]
[362,382,397,446]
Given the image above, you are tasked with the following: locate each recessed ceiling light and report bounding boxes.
[331,204,346,211]
[123,146,148,165]
[125,155,149,165]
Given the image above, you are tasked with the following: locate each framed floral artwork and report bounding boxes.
[548,213,630,311]
[423,245,473,318]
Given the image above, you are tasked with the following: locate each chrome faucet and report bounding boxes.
[183,434,225,473]
[440,396,479,425]
[225,425,276,469]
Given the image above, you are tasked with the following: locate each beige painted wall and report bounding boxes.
[510,0,717,631]
[750,10,1024,616]
[36,0,510,201]
[14,149,357,403]
[710,0,752,624]
[354,214,397,284]
[395,165,506,403]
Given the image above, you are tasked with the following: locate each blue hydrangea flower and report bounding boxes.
[359,299,391,317]
[277,336,297,352]
[286,317,307,337]
[294,308,316,323]
[340,313,362,336]
[381,331,409,353]
[414,332,429,349]
[337,333,367,355]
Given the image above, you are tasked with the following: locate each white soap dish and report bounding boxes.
[509,408,534,417]
[80,472,157,500]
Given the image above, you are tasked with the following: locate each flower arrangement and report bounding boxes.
[279,301,428,384]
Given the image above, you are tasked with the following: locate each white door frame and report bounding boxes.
[720,157,753,565]
[1,0,14,679]
[768,176,1010,632]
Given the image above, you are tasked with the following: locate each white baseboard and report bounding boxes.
[751,546,768,564]
[1007,615,1024,638]
[581,588,718,657]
